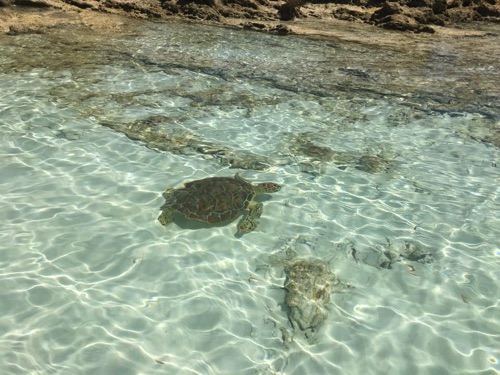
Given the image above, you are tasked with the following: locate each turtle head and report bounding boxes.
[255,182,281,194]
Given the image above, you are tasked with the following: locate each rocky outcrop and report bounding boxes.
[1,0,499,35]
[368,0,500,32]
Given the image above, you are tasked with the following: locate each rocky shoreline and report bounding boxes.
[0,0,499,36]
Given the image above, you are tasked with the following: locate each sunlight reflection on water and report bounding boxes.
[0,20,499,375]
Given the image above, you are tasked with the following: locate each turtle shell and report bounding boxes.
[163,176,255,224]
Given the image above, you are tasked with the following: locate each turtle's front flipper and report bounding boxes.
[158,208,174,226]
[238,202,263,233]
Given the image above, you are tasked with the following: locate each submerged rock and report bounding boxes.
[100,116,273,170]
[458,118,500,148]
[355,155,396,173]
[289,133,397,175]
[284,259,342,335]
[354,238,434,269]
[256,241,352,342]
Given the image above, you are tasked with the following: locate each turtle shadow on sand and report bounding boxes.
[157,173,281,236]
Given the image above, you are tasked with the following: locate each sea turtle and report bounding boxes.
[158,173,281,233]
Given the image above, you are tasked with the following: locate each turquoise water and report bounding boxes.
[1,20,499,374]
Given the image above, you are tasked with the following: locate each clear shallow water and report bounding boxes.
[0,20,499,375]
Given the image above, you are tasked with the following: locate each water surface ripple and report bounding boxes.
[0,21,499,375]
